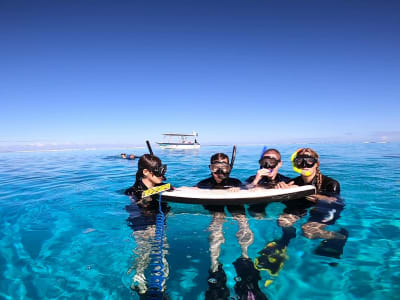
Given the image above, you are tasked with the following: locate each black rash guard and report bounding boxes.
[291,174,340,195]
[284,174,344,225]
[196,176,242,189]
[196,176,244,213]
[125,180,170,231]
[245,173,291,187]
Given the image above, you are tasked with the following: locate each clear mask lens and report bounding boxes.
[209,162,231,174]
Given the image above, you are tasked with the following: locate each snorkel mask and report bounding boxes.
[291,149,317,176]
[259,156,280,170]
[209,146,236,177]
[151,164,167,179]
[209,161,231,175]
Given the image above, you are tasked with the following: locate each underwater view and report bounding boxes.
[0,143,399,299]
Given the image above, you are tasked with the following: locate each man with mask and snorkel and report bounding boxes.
[196,152,267,300]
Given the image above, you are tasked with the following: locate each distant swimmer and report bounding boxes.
[121,153,136,160]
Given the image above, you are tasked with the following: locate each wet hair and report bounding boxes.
[297,148,322,192]
[263,148,281,160]
[210,153,229,164]
[135,154,162,182]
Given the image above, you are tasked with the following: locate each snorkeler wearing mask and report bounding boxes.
[124,154,170,298]
[246,148,291,188]
[255,148,347,286]
[245,148,291,219]
[196,153,266,300]
[196,153,240,189]
[281,148,347,244]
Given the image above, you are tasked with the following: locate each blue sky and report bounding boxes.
[1,0,399,149]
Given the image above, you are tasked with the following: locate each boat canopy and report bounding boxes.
[162,131,198,137]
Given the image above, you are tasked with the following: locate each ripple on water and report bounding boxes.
[1,144,400,299]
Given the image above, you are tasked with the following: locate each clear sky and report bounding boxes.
[1,0,400,149]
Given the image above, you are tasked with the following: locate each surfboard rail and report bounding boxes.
[161,185,315,205]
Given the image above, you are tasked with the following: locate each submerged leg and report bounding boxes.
[208,211,226,272]
[302,222,349,259]
[232,212,254,259]
[302,222,347,240]
[128,225,156,294]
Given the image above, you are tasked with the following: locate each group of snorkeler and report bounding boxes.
[124,146,347,300]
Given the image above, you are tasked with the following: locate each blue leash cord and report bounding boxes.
[146,193,166,299]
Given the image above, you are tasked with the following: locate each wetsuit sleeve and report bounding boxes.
[245,176,255,184]
[290,176,303,185]
[196,178,212,189]
[324,178,341,195]
[125,186,135,196]
[231,178,242,187]
[278,174,291,183]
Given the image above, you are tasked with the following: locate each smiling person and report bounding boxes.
[279,148,347,256]
[124,154,170,298]
[246,148,290,188]
[245,148,291,218]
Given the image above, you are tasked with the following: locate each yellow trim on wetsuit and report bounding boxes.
[142,183,171,198]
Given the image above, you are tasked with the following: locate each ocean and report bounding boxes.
[0,143,399,299]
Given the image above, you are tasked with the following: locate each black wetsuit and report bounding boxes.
[125,180,170,231]
[284,174,344,225]
[245,173,291,215]
[196,176,244,213]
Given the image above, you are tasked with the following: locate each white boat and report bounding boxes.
[156,132,200,149]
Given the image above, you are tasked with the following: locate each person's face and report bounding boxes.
[295,151,318,178]
[260,152,282,178]
[147,169,164,185]
[211,158,230,183]
[143,166,165,186]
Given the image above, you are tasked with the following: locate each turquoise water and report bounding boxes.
[0,144,399,299]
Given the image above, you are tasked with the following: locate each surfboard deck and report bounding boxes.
[161,185,315,205]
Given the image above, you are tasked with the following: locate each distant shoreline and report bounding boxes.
[0,141,395,154]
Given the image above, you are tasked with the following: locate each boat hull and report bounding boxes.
[157,143,200,150]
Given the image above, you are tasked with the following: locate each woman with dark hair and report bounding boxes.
[125,154,167,199]
[125,154,170,298]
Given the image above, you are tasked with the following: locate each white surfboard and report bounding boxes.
[161,185,315,205]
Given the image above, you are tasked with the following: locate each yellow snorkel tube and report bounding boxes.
[291,149,312,176]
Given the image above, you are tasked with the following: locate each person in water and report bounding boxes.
[124,154,170,298]
[245,148,291,218]
[255,148,347,283]
[197,153,266,300]
[279,148,346,242]
[121,153,136,160]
